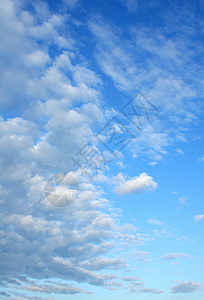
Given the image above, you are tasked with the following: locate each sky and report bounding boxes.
[0,0,204,299]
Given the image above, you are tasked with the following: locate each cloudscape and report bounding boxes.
[0,0,204,299]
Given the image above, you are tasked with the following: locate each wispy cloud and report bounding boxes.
[198,156,204,163]
[163,253,191,260]
[147,218,165,226]
[194,214,204,223]
[119,0,138,13]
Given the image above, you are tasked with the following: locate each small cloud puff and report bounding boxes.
[198,156,204,162]
[147,218,165,226]
[114,172,158,196]
[194,214,204,223]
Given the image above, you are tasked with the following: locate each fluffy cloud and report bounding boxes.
[171,281,203,294]
[115,172,158,195]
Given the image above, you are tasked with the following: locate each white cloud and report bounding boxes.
[80,257,125,270]
[176,148,184,154]
[133,251,150,262]
[119,0,138,13]
[171,281,203,293]
[147,218,165,226]
[114,172,158,195]
[138,288,163,294]
[88,18,140,92]
[178,196,189,206]
[25,50,50,67]
[0,0,145,295]
[148,161,157,166]
[163,253,191,260]
[88,15,202,163]
[63,0,80,9]
[199,156,204,162]
[194,214,204,223]
[20,282,92,295]
[0,0,203,297]
[123,276,141,282]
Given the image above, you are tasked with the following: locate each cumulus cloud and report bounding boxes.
[114,172,158,195]
[171,281,203,294]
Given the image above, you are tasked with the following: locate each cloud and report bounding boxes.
[119,0,138,13]
[176,148,184,154]
[88,18,140,92]
[88,12,202,162]
[138,288,163,294]
[194,215,204,223]
[147,218,165,226]
[199,156,204,162]
[63,0,80,9]
[148,161,157,166]
[114,172,158,195]
[133,251,150,262]
[0,0,147,296]
[1,0,203,297]
[163,253,191,260]
[80,257,126,270]
[178,196,189,206]
[18,282,93,295]
[171,281,203,293]
[0,0,99,116]
[129,287,163,294]
[0,291,10,297]
[123,276,141,282]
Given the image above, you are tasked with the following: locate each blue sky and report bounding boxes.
[0,0,204,299]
